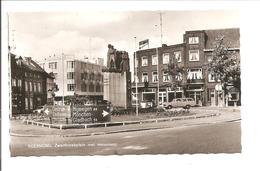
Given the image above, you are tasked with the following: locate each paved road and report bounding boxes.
[11,121,241,156]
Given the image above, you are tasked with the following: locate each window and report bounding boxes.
[67,84,75,91]
[30,97,33,109]
[67,72,75,79]
[96,84,101,92]
[49,62,57,69]
[17,80,22,88]
[81,72,88,80]
[152,55,158,65]
[12,79,17,87]
[189,50,199,61]
[163,53,170,64]
[142,56,148,66]
[163,71,169,82]
[208,73,216,82]
[135,58,138,67]
[189,37,199,44]
[81,83,87,92]
[207,56,213,62]
[187,68,202,80]
[176,73,183,81]
[152,71,158,82]
[25,98,28,110]
[89,83,94,92]
[29,82,32,92]
[38,83,42,92]
[25,81,28,91]
[25,72,28,77]
[174,51,182,62]
[142,72,148,82]
[34,82,37,92]
[67,61,75,69]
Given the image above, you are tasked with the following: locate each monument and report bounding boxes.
[103,44,131,109]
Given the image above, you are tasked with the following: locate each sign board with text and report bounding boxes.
[45,105,71,118]
[71,105,110,124]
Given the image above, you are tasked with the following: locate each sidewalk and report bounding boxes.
[10,107,241,137]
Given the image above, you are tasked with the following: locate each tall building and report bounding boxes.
[132,28,240,107]
[11,54,54,115]
[38,54,105,105]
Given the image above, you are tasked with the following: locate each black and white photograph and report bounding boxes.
[2,1,260,171]
[7,9,241,156]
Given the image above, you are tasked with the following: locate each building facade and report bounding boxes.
[11,54,54,115]
[38,54,105,105]
[132,28,240,107]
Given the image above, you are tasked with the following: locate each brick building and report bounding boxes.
[132,28,240,106]
[38,54,105,105]
[11,54,54,115]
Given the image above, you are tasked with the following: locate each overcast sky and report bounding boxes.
[9,10,239,66]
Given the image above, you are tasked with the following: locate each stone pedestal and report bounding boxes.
[103,71,131,109]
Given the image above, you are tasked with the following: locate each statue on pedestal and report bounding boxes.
[107,44,116,69]
[120,51,130,72]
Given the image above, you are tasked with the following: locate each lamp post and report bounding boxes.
[134,36,138,116]
[62,53,65,106]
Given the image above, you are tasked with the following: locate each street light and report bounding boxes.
[62,52,65,106]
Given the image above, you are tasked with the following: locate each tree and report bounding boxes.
[207,35,240,103]
[167,57,186,98]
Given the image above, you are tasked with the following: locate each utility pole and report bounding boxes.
[156,11,163,107]
[134,37,138,116]
[8,13,13,118]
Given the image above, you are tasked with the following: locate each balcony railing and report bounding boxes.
[187,78,205,84]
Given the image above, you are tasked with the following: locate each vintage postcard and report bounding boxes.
[3,1,258,171]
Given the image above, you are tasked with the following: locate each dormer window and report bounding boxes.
[189,37,199,44]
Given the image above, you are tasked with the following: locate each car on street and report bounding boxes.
[163,98,196,109]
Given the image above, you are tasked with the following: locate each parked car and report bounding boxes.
[33,106,45,114]
[163,98,196,109]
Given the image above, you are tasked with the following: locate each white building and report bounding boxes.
[38,54,105,105]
